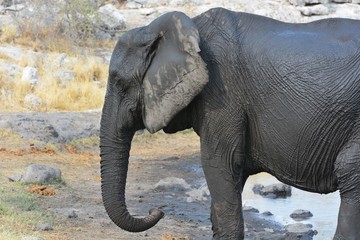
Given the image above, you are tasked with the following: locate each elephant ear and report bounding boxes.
[142,12,208,133]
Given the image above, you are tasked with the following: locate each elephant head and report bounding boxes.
[100,12,208,232]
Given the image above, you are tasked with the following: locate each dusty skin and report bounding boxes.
[0,123,287,240]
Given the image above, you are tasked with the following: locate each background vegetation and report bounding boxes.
[0,0,119,112]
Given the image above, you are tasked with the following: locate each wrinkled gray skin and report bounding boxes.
[100,8,360,239]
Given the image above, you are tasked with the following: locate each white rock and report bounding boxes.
[186,184,210,202]
[21,66,40,85]
[154,177,191,192]
[299,4,331,15]
[98,4,127,30]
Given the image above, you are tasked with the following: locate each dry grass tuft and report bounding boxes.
[0,25,17,44]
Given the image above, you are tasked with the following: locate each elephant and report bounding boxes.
[100,7,360,239]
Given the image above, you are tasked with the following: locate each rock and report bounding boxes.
[254,183,292,199]
[98,4,127,32]
[332,0,351,2]
[253,232,287,240]
[352,0,360,3]
[252,183,264,194]
[262,211,274,216]
[243,206,259,213]
[34,223,53,231]
[8,173,23,182]
[0,112,100,144]
[0,45,22,60]
[68,210,78,219]
[154,177,191,192]
[52,53,68,68]
[285,223,317,238]
[21,66,40,85]
[22,164,61,183]
[290,209,313,220]
[186,184,210,202]
[1,63,20,77]
[24,94,42,109]
[299,4,331,15]
[288,0,327,6]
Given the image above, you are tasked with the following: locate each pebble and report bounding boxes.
[34,223,53,231]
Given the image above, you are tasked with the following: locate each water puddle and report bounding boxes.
[243,173,340,239]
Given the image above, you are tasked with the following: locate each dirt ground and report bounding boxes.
[0,114,288,240]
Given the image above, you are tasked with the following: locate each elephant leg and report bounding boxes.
[334,138,360,240]
[203,164,243,240]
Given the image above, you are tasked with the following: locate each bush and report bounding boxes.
[6,0,112,52]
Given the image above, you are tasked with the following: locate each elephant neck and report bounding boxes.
[162,105,193,134]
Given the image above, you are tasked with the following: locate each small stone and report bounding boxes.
[34,223,53,231]
[252,183,264,194]
[285,223,317,237]
[288,0,326,6]
[68,210,78,219]
[262,211,273,216]
[299,5,331,16]
[264,227,274,233]
[21,66,40,85]
[242,206,259,213]
[154,177,191,192]
[332,0,351,2]
[290,209,313,220]
[258,183,292,198]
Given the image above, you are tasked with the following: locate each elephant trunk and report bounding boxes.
[100,104,164,232]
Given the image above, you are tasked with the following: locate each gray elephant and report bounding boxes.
[100,8,360,240]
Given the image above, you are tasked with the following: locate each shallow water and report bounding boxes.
[243,173,340,239]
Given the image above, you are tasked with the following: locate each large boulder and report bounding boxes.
[97,4,127,37]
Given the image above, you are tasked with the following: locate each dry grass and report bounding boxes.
[0,51,109,112]
[0,12,115,112]
[0,25,17,44]
[0,125,200,239]
[161,234,191,240]
[131,130,200,159]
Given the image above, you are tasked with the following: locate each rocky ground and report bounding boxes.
[1,112,321,239]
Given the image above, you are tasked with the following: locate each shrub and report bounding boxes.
[5,0,112,52]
